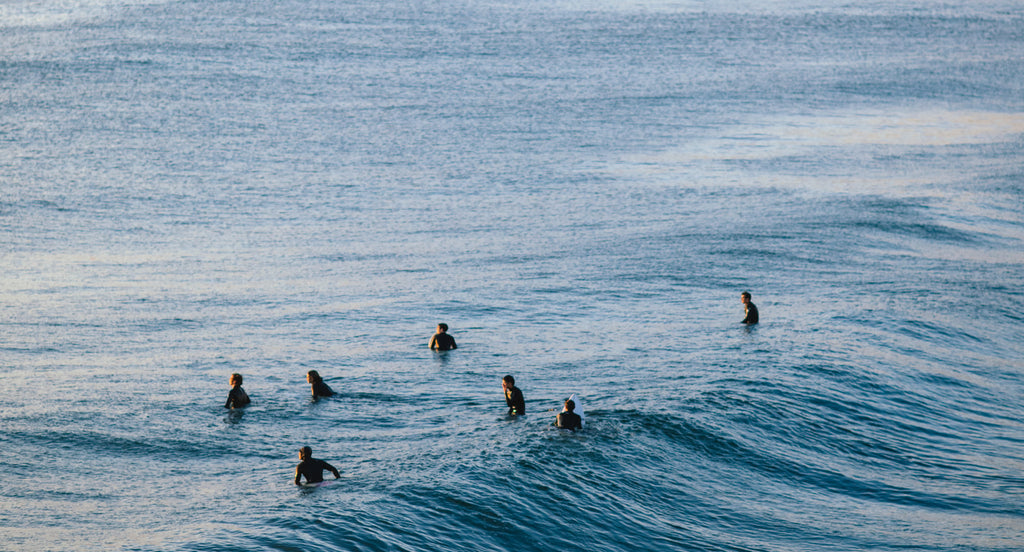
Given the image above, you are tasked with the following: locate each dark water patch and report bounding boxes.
[21,199,77,213]
[701,371,994,462]
[6,427,243,461]
[797,195,988,245]
[0,344,65,354]
[715,244,836,267]
[855,218,987,244]
[242,523,390,552]
[655,408,1009,513]
[6,485,119,505]
[130,317,204,332]
[327,391,411,403]
[896,318,985,346]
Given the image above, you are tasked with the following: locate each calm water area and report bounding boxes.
[1,0,1023,550]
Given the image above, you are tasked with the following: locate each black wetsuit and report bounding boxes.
[743,302,759,325]
[295,458,338,484]
[556,411,582,431]
[311,381,335,398]
[225,386,251,409]
[430,332,457,351]
[505,386,525,416]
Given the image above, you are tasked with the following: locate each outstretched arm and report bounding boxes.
[326,463,341,479]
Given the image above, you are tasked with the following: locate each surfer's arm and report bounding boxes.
[294,467,303,485]
[326,463,341,479]
[428,335,438,350]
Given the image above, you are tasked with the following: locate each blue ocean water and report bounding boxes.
[2,0,1023,550]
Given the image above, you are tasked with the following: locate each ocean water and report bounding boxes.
[1,0,1023,550]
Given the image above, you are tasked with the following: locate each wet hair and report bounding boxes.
[307,370,322,384]
[437,323,448,332]
[300,446,312,458]
[741,291,752,300]
[231,373,243,385]
[503,375,515,385]
[565,399,575,411]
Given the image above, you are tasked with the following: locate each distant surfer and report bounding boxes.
[502,375,525,416]
[429,323,457,351]
[306,370,335,398]
[294,446,341,485]
[555,399,583,431]
[741,291,759,325]
[224,373,251,409]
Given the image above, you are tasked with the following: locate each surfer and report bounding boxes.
[429,323,457,351]
[556,399,583,431]
[306,370,335,398]
[502,375,525,416]
[741,291,759,325]
[224,373,251,409]
[294,446,341,485]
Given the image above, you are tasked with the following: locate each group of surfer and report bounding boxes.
[223,369,334,409]
[229,292,760,484]
[223,370,342,484]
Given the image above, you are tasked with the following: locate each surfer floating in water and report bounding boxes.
[502,375,525,416]
[741,291,759,325]
[306,370,335,398]
[224,373,251,409]
[556,399,583,431]
[294,446,341,485]
[429,323,458,351]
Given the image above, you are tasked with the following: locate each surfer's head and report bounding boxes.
[230,373,243,387]
[307,370,322,384]
[741,291,752,304]
[436,323,448,333]
[565,399,575,412]
[502,375,515,391]
[299,446,312,461]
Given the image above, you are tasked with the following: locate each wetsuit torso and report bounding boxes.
[225,387,250,408]
[311,381,335,398]
[430,333,457,351]
[505,386,525,415]
[296,458,337,484]
[556,411,582,431]
[743,302,759,324]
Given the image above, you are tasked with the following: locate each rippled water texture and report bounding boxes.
[1,0,1022,551]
